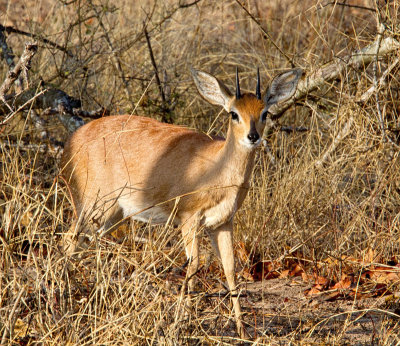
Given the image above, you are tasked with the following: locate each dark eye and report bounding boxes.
[230,111,239,121]
[261,111,268,122]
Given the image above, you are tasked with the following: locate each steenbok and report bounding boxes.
[61,67,302,338]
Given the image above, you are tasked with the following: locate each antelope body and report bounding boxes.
[61,67,302,338]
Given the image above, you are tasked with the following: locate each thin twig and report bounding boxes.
[315,116,354,168]
[0,42,37,101]
[357,57,399,103]
[373,23,387,142]
[144,25,165,106]
[144,25,172,123]
[1,89,47,125]
[87,0,133,109]
[234,0,294,67]
[270,36,400,120]
[0,24,73,57]
[320,2,376,12]
[178,0,202,8]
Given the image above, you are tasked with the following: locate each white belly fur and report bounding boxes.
[119,199,171,224]
[118,193,237,228]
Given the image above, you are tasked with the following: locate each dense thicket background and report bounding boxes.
[1,0,399,343]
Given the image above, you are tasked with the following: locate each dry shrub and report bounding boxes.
[1,0,400,343]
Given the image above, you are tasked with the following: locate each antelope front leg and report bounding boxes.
[181,215,200,294]
[61,219,86,257]
[209,221,248,339]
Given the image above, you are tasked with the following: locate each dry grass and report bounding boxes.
[1,0,400,344]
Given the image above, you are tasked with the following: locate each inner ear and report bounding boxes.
[264,68,303,107]
[191,69,232,111]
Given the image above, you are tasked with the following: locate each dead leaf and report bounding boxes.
[301,272,312,282]
[250,261,280,281]
[305,285,323,296]
[289,264,304,277]
[325,291,344,301]
[364,247,377,263]
[111,224,129,239]
[386,272,400,282]
[314,275,330,286]
[241,267,254,282]
[331,275,352,290]
[279,269,289,278]
[13,318,28,338]
[235,241,250,263]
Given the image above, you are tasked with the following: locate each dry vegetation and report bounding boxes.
[1,0,400,344]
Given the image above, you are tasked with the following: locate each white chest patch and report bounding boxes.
[202,196,237,228]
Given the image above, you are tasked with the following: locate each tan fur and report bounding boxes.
[61,68,302,338]
[61,112,261,229]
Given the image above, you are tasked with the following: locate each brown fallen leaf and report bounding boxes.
[301,272,312,282]
[241,267,255,282]
[250,261,280,281]
[315,275,330,286]
[331,275,352,290]
[362,266,400,284]
[289,264,304,277]
[305,285,323,296]
[279,269,290,278]
[235,241,250,263]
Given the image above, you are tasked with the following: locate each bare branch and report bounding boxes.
[1,87,84,132]
[144,25,172,123]
[320,2,376,12]
[315,117,354,168]
[357,57,399,103]
[234,0,294,67]
[0,42,37,100]
[2,88,81,113]
[1,89,47,125]
[0,24,73,57]
[269,36,400,120]
[0,28,16,69]
[87,0,133,109]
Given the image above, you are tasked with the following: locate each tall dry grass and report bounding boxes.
[1,0,400,343]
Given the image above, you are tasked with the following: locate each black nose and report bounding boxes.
[248,132,259,143]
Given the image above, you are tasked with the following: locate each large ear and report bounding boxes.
[264,68,302,107]
[191,68,232,112]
